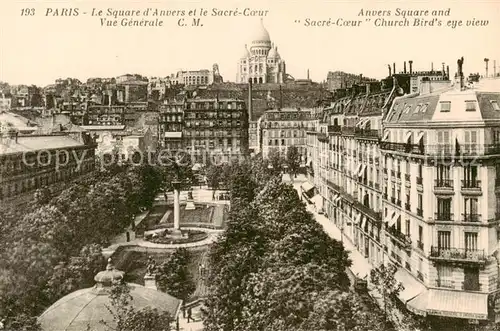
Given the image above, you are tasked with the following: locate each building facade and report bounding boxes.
[261,108,314,160]
[0,131,96,206]
[182,98,249,163]
[236,19,286,84]
[158,101,184,152]
[306,60,500,324]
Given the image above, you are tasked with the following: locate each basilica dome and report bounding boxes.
[250,18,272,48]
[38,259,182,331]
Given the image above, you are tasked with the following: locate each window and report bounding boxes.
[418,225,423,243]
[405,219,411,237]
[463,165,478,186]
[465,100,476,112]
[464,197,479,221]
[413,104,421,113]
[437,265,454,288]
[465,232,478,251]
[437,198,452,221]
[440,101,451,112]
[437,231,451,249]
[464,130,478,154]
[491,100,500,111]
[436,164,451,182]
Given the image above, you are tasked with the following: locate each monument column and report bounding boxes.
[172,180,181,233]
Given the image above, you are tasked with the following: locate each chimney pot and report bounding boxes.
[409,60,413,74]
[388,64,392,76]
[404,61,407,74]
[393,63,396,75]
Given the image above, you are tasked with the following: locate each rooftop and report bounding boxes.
[0,134,86,155]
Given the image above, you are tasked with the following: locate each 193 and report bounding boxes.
[21,8,35,16]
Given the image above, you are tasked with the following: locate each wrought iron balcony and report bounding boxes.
[386,226,412,250]
[405,203,411,211]
[354,128,380,139]
[390,197,396,204]
[417,208,423,217]
[462,282,482,292]
[434,179,454,190]
[397,171,401,179]
[417,240,424,250]
[317,132,328,142]
[391,170,395,176]
[328,125,342,133]
[434,213,454,222]
[405,174,411,181]
[382,193,388,200]
[462,213,481,223]
[461,180,482,193]
[430,246,486,263]
[380,141,425,155]
[416,177,423,185]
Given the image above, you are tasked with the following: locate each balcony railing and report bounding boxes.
[342,127,355,136]
[417,208,423,217]
[416,177,423,185]
[397,171,401,179]
[434,179,454,189]
[430,246,486,263]
[382,193,388,200]
[391,197,396,204]
[436,279,455,289]
[405,203,411,211]
[461,180,481,191]
[327,125,342,133]
[462,213,481,223]
[386,226,412,250]
[317,133,328,142]
[496,178,500,188]
[417,271,424,281]
[391,170,395,177]
[462,282,482,292]
[435,213,454,222]
[417,240,424,250]
[426,144,500,156]
[380,141,425,155]
[354,128,380,139]
[405,174,411,181]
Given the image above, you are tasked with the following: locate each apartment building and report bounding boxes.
[158,101,184,152]
[306,60,500,324]
[182,98,249,163]
[260,108,314,159]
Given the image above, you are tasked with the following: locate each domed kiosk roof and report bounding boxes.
[38,259,182,331]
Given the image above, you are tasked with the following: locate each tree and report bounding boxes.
[267,148,283,175]
[286,145,301,178]
[369,263,404,323]
[0,313,42,331]
[206,164,222,199]
[156,248,196,301]
[101,283,173,331]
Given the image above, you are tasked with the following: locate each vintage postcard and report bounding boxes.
[0,0,499,330]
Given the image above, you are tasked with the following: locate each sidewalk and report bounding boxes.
[292,179,411,331]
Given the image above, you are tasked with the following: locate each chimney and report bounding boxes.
[494,60,497,77]
[457,57,464,89]
[307,69,310,80]
[248,79,253,122]
[446,65,450,79]
[484,58,490,78]
[393,63,396,75]
[442,63,445,78]
[431,62,434,72]
[409,60,413,74]
[388,64,392,76]
[404,61,407,74]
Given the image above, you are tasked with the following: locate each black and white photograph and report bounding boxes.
[0,0,499,330]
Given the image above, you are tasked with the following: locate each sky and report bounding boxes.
[0,0,499,86]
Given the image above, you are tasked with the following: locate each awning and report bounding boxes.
[384,211,395,224]
[388,213,400,227]
[408,289,489,320]
[416,131,425,143]
[354,164,362,176]
[361,118,370,129]
[394,268,426,303]
[358,164,367,177]
[301,182,315,193]
[311,194,324,210]
[164,132,182,138]
[354,213,361,225]
[405,131,412,142]
[382,130,390,141]
[360,216,367,229]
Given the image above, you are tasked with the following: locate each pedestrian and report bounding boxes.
[181,302,186,318]
[187,307,193,323]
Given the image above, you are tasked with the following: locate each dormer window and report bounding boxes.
[440,101,451,112]
[403,104,412,114]
[414,104,422,113]
[465,100,476,112]
[421,103,429,113]
[491,100,500,111]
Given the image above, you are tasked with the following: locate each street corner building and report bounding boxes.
[304,59,500,324]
